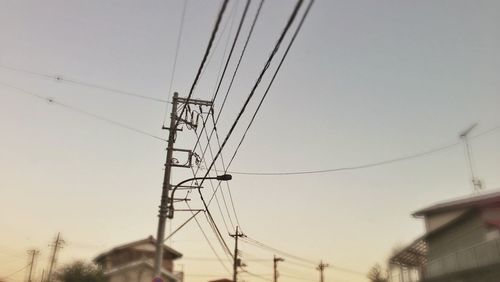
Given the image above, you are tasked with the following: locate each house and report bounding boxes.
[94,236,183,282]
[390,190,500,282]
[208,279,233,282]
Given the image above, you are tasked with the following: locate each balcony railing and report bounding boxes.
[425,238,500,279]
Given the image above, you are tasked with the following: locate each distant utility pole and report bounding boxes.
[459,123,483,192]
[273,255,284,282]
[154,92,213,278]
[230,226,244,282]
[26,249,40,282]
[40,269,45,282]
[317,261,329,282]
[46,233,64,282]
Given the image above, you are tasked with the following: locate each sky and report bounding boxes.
[1,0,500,282]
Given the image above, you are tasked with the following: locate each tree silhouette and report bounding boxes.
[56,261,106,282]
[367,264,388,282]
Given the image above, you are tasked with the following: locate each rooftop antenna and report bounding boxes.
[459,123,483,193]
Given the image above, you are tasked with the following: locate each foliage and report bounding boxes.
[56,261,106,282]
[367,264,388,282]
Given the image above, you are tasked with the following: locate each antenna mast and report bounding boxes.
[459,123,482,193]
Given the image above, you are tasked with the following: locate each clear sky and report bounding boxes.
[1,0,499,282]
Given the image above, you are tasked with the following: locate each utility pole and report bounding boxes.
[273,255,284,282]
[46,233,64,282]
[26,249,39,282]
[153,92,213,279]
[230,226,244,282]
[154,92,179,278]
[317,261,329,282]
[40,269,45,282]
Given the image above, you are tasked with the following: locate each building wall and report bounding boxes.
[427,211,486,261]
[425,210,466,233]
[108,265,176,282]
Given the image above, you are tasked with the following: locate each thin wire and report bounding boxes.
[210,0,242,98]
[0,64,168,103]
[240,269,273,282]
[190,163,232,234]
[196,0,304,191]
[191,0,253,156]
[185,202,232,274]
[242,236,317,265]
[189,0,266,231]
[213,0,265,125]
[163,0,189,125]
[0,81,167,142]
[194,0,303,240]
[242,236,366,276]
[223,124,500,176]
[211,0,251,104]
[226,0,315,170]
[0,264,29,280]
[173,0,229,132]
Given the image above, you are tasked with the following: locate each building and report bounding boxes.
[390,190,500,282]
[94,236,183,282]
[208,279,233,282]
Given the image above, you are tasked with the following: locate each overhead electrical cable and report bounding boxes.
[185,202,232,274]
[194,0,304,244]
[0,264,29,280]
[189,163,233,234]
[189,0,265,231]
[224,124,500,176]
[191,0,252,155]
[163,0,189,125]
[226,0,315,170]
[241,236,317,265]
[194,0,264,159]
[0,81,167,142]
[241,236,366,276]
[173,0,229,132]
[0,64,167,103]
[240,269,273,282]
[190,1,305,262]
[196,0,304,201]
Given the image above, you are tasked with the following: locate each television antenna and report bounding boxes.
[459,123,483,193]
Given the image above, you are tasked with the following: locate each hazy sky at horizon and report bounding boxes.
[1,0,500,281]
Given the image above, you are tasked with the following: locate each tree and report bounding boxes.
[367,264,388,282]
[56,261,106,282]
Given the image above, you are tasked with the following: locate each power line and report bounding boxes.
[0,81,167,142]
[0,264,29,280]
[240,269,273,282]
[241,236,317,265]
[223,124,500,176]
[163,0,189,125]
[191,1,305,259]
[0,64,168,103]
[189,0,266,232]
[185,202,232,274]
[173,0,229,132]
[242,236,366,277]
[226,0,314,170]
[196,0,304,193]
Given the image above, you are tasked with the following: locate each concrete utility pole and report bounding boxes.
[273,255,284,282]
[26,249,39,282]
[230,226,244,282]
[317,261,329,282]
[154,92,179,278]
[46,233,64,282]
[153,93,213,279]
